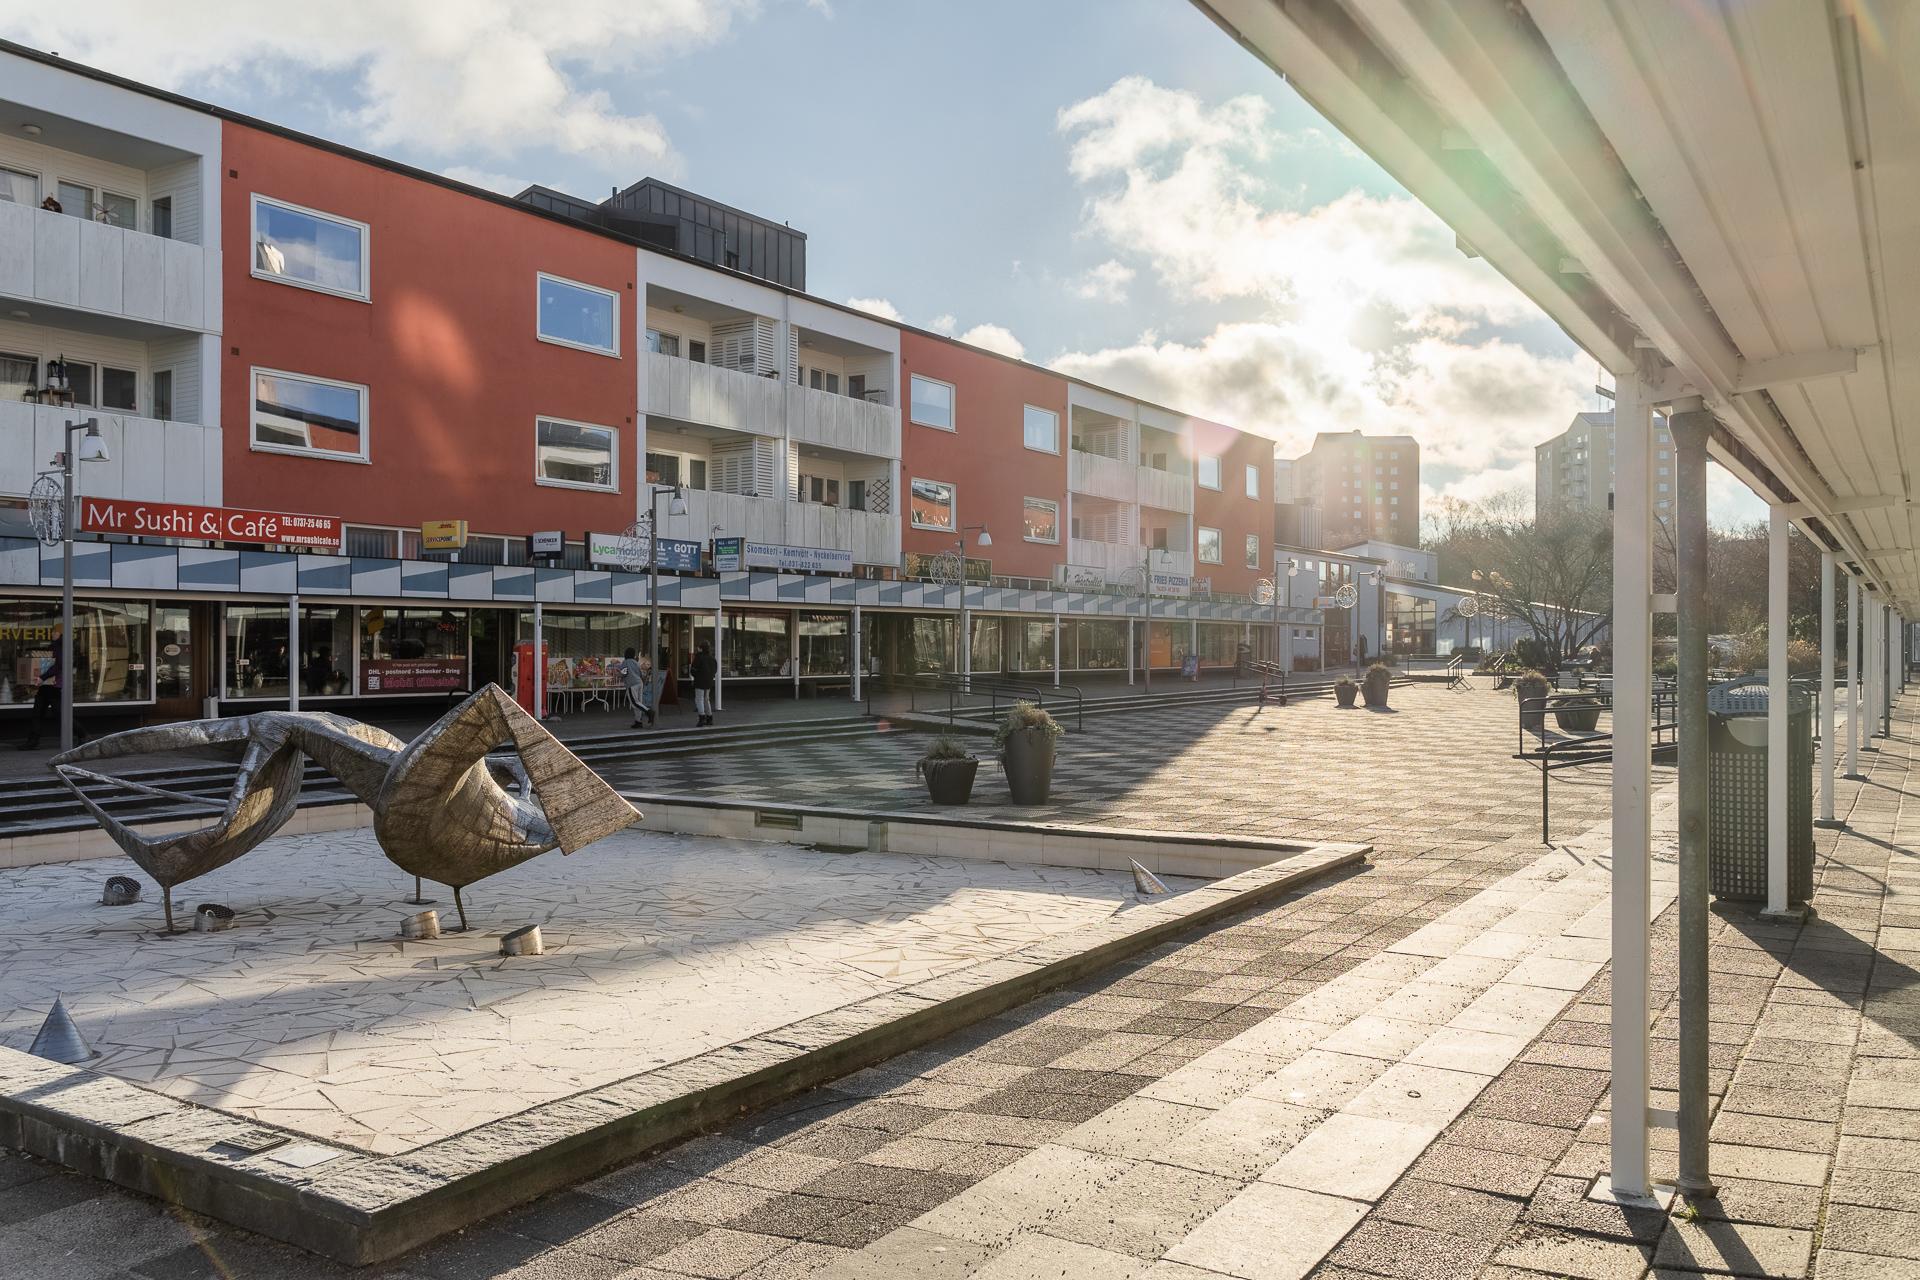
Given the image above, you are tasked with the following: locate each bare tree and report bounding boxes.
[1426,490,1612,662]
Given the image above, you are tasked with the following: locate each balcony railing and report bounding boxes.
[659,488,897,567]
[1136,464,1194,513]
[786,382,897,458]
[1069,448,1134,502]
[0,401,222,506]
[646,352,900,458]
[0,203,214,330]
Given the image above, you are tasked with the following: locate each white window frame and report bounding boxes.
[1245,533,1260,569]
[1197,526,1223,564]
[250,193,371,302]
[909,374,957,432]
[909,477,957,531]
[535,272,620,357]
[249,365,371,464]
[1198,455,1222,490]
[534,415,621,493]
[1022,496,1061,544]
[1245,463,1259,499]
[1022,404,1059,454]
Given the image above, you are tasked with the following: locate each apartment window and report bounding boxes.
[909,375,955,431]
[807,369,842,394]
[102,367,137,412]
[251,367,368,461]
[152,370,173,422]
[1198,527,1223,564]
[1658,482,1670,493]
[645,452,681,487]
[689,339,707,363]
[537,274,619,355]
[1245,464,1259,499]
[1245,534,1260,569]
[251,194,370,300]
[848,479,867,512]
[803,476,842,506]
[101,192,136,229]
[689,458,707,490]
[910,478,956,530]
[1023,405,1058,453]
[151,197,173,240]
[1198,455,1221,490]
[55,358,95,406]
[0,352,33,401]
[57,181,92,219]
[646,329,680,357]
[0,167,36,206]
[1023,497,1059,543]
[535,417,618,491]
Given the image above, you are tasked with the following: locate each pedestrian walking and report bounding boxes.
[691,641,718,727]
[20,641,59,751]
[619,647,648,729]
[636,655,658,727]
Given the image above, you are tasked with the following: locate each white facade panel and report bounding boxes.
[30,205,79,305]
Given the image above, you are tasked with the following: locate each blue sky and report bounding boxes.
[2,0,1763,525]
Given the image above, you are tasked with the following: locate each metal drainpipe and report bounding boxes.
[1669,405,1716,1198]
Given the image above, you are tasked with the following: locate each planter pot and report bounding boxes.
[1554,699,1603,733]
[1002,727,1056,805]
[1361,681,1389,708]
[920,757,979,805]
[1517,684,1550,734]
[1335,685,1357,708]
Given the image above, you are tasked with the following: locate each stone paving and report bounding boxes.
[0,830,1189,1155]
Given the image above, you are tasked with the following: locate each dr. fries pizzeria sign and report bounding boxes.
[80,498,342,549]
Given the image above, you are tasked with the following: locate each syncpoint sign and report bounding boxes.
[80,498,341,549]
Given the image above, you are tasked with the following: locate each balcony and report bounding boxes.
[1136,464,1194,513]
[0,203,214,331]
[1069,449,1134,502]
[660,488,897,568]
[786,383,897,458]
[0,401,221,506]
[645,352,783,436]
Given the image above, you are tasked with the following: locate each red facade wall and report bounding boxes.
[899,333,1069,582]
[1192,418,1271,595]
[220,122,639,538]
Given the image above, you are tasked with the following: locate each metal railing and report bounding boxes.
[869,672,1085,731]
[1517,685,1678,842]
[1445,653,1468,690]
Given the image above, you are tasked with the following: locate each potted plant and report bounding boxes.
[1554,694,1605,733]
[916,735,979,805]
[996,701,1062,805]
[1516,670,1552,734]
[1361,663,1392,708]
[1334,676,1358,708]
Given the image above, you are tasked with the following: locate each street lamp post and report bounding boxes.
[952,525,992,679]
[58,418,109,753]
[646,483,689,687]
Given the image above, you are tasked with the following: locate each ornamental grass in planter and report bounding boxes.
[1553,694,1605,734]
[1361,663,1392,708]
[1515,670,1553,734]
[915,735,979,805]
[995,701,1063,806]
[1334,676,1358,708]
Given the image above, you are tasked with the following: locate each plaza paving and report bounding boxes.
[0,830,1189,1156]
[11,681,1916,1278]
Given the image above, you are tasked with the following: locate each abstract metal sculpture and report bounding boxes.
[51,685,638,932]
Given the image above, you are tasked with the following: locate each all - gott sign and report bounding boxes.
[80,498,341,549]
[744,542,855,576]
[711,536,744,573]
[421,519,469,552]
[527,530,566,562]
[586,530,702,573]
[362,657,468,694]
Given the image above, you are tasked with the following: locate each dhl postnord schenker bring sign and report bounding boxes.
[80,498,342,549]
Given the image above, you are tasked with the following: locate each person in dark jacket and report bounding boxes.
[691,641,718,727]
[21,636,60,751]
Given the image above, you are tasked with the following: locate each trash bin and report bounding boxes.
[1707,676,1812,905]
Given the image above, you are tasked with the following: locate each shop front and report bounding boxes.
[0,598,154,727]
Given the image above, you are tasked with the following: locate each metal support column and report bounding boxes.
[1765,506,1790,919]
[1846,576,1863,778]
[1126,618,1135,685]
[288,594,301,713]
[1052,613,1061,687]
[1670,403,1715,1196]
[1609,376,1655,1200]
[1866,596,1881,749]
[851,604,862,705]
[714,605,725,712]
[1817,554,1838,826]
[1886,605,1897,737]
[533,600,544,720]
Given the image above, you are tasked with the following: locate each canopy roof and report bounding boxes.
[1197,0,1918,608]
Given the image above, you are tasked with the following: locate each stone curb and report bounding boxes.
[0,840,1367,1265]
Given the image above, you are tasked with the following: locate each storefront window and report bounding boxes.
[1387,591,1436,655]
[225,605,289,699]
[968,616,1002,673]
[300,607,353,697]
[1197,622,1238,667]
[906,616,954,674]
[722,611,790,677]
[360,608,470,694]
[155,606,193,702]
[798,613,849,676]
[0,599,150,706]
[1015,620,1054,673]
[1071,620,1128,671]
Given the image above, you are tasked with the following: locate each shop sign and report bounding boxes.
[711,536,744,572]
[421,519,468,551]
[362,656,468,694]
[1313,595,1343,609]
[744,542,854,576]
[527,530,565,561]
[80,498,340,548]
[586,530,702,573]
[1151,572,1192,598]
[904,552,991,584]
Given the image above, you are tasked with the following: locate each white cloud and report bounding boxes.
[1051,77,1590,514]
[0,1,778,181]
[441,165,532,196]
[1072,260,1136,304]
[930,314,958,336]
[958,324,1026,360]
[843,296,904,322]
